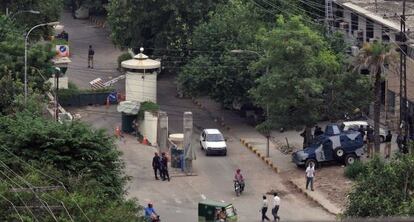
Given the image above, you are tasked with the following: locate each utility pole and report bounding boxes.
[399,0,409,143]
[325,0,334,33]
[55,68,61,122]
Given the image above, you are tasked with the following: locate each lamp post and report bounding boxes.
[9,10,40,20]
[24,21,60,102]
[230,49,271,157]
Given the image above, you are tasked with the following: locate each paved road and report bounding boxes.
[61,12,124,91]
[62,12,334,221]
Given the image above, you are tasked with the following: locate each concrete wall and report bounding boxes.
[139,111,158,145]
[125,71,157,103]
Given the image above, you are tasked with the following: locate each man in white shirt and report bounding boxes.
[305,162,315,191]
[261,195,270,221]
[272,192,280,222]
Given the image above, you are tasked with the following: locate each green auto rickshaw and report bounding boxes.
[198,200,238,222]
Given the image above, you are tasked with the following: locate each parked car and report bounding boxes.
[200,129,227,156]
[340,121,387,142]
[292,124,364,167]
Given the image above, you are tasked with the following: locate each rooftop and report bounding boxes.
[335,0,414,34]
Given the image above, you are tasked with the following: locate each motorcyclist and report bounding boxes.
[144,203,159,222]
[234,169,245,192]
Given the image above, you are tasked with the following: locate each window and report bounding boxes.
[351,13,359,32]
[366,19,374,39]
[206,134,224,142]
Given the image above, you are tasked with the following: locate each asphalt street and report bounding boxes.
[62,11,335,221]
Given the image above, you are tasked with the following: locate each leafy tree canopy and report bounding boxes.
[107,0,224,51]
[0,15,55,114]
[0,113,128,198]
[345,153,414,218]
[177,0,267,107]
[250,16,370,129]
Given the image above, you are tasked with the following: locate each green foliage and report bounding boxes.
[107,0,224,50]
[138,101,159,120]
[0,15,55,114]
[177,0,265,107]
[345,154,414,218]
[0,164,145,221]
[1,0,63,39]
[249,16,371,129]
[0,113,127,198]
[344,160,366,180]
[117,52,132,69]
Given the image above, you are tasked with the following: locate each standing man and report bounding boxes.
[88,45,94,68]
[260,195,270,221]
[366,126,374,158]
[152,152,161,180]
[160,152,170,181]
[271,192,280,222]
[358,125,366,142]
[305,162,315,191]
[384,130,392,158]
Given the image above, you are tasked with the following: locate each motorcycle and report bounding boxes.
[234,180,244,196]
[147,214,160,222]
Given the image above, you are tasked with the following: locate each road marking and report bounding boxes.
[174,198,182,204]
[201,194,206,200]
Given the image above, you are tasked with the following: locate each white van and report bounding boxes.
[341,121,387,142]
[200,129,227,156]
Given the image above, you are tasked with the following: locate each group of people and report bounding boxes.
[359,125,394,158]
[260,192,280,222]
[152,152,170,181]
[300,125,324,148]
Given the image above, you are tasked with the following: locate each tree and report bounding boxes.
[177,0,266,107]
[1,0,62,39]
[250,16,340,141]
[107,0,224,50]
[345,153,414,218]
[0,15,55,113]
[0,113,128,198]
[353,42,396,153]
[0,162,145,221]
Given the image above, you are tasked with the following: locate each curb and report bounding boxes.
[288,180,339,216]
[240,138,279,173]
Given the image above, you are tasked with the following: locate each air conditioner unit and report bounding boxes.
[339,22,349,30]
[369,38,378,43]
[351,46,359,56]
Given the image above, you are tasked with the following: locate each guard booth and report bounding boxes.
[121,47,161,103]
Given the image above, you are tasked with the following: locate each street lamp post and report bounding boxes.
[9,10,40,20]
[24,21,60,102]
[230,49,271,157]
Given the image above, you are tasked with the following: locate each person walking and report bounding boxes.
[160,152,170,181]
[260,195,270,221]
[384,131,392,158]
[271,192,280,222]
[305,162,315,191]
[88,45,95,68]
[152,152,161,180]
[366,126,374,158]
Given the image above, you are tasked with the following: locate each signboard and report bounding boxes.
[56,45,69,57]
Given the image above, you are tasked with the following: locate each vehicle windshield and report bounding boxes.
[206,133,224,142]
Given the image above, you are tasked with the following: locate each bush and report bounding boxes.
[117,52,133,70]
[344,160,366,180]
[138,101,159,120]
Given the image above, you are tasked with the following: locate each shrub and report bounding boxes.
[117,52,133,70]
[344,160,366,180]
[138,101,159,120]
